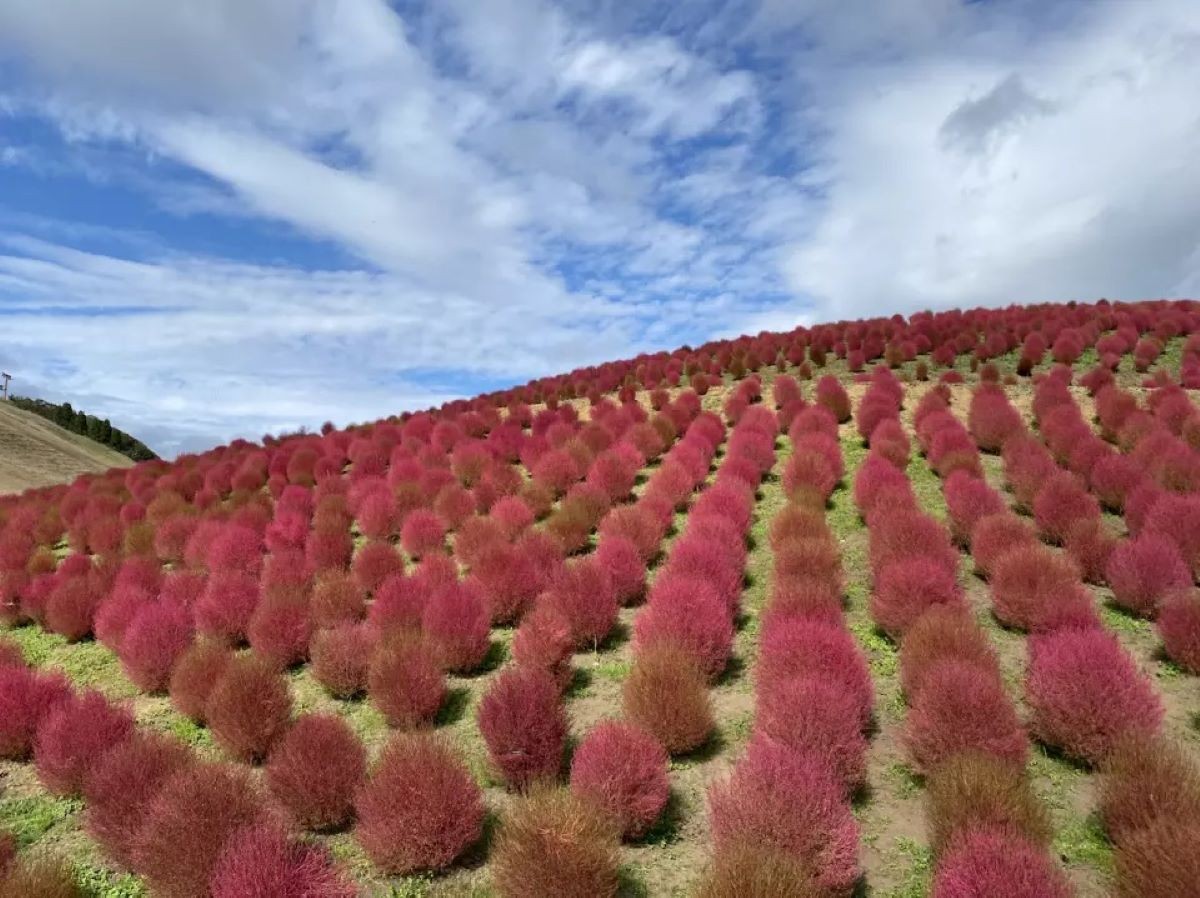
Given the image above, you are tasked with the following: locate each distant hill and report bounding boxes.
[0,400,133,494]
[7,396,157,463]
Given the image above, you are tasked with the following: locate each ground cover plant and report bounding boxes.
[1,298,1200,895]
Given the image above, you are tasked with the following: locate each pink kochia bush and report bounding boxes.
[1106,533,1192,617]
[421,580,491,673]
[870,556,964,639]
[1157,590,1200,673]
[569,721,670,840]
[707,737,860,895]
[540,559,619,650]
[755,675,867,793]
[932,830,1071,898]
[757,617,874,728]
[1026,628,1164,765]
[118,600,194,692]
[34,689,135,796]
[209,824,356,898]
[989,546,1097,633]
[633,576,733,682]
[354,733,484,875]
[0,667,71,760]
[478,667,568,789]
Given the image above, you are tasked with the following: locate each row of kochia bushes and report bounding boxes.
[919,377,1199,895]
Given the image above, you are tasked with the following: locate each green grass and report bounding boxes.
[0,794,82,847]
[882,837,934,898]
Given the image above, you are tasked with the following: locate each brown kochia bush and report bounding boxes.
[354,733,484,875]
[266,714,366,831]
[898,605,1000,701]
[0,853,84,898]
[168,640,232,723]
[368,637,445,729]
[622,643,714,755]
[205,654,293,763]
[696,839,819,898]
[925,753,1052,857]
[490,785,621,898]
[1114,816,1200,898]
[132,763,268,898]
[309,622,374,699]
[1098,734,1200,844]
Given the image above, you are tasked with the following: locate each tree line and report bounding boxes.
[8,396,158,461]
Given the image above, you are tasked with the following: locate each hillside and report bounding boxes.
[7,396,157,464]
[0,399,132,494]
[1,298,1199,897]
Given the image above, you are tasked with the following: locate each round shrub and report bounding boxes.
[925,753,1052,856]
[310,571,366,628]
[0,853,84,898]
[368,638,445,729]
[931,830,1070,898]
[133,763,267,898]
[421,581,491,673]
[266,714,366,831]
[755,675,867,793]
[354,733,484,875]
[169,640,232,722]
[871,557,964,638]
[205,654,293,763]
[990,546,1093,633]
[696,839,818,898]
[472,543,540,624]
[44,576,99,642]
[758,617,873,727]
[478,667,568,789]
[1107,534,1192,617]
[209,824,356,898]
[401,509,447,559]
[1114,817,1200,898]
[594,536,646,606]
[310,623,374,698]
[904,660,1028,773]
[119,600,195,692]
[707,737,860,895]
[83,731,192,869]
[970,514,1038,579]
[1064,517,1116,586]
[633,576,733,681]
[94,584,153,651]
[1158,590,1200,673]
[765,576,843,625]
[194,571,260,645]
[623,644,714,755]
[541,560,619,650]
[0,668,71,760]
[1026,628,1164,765]
[512,604,574,690]
[569,721,669,840]
[773,538,843,595]
[491,785,621,898]
[1098,734,1200,843]
[899,606,999,701]
[868,509,958,579]
[34,689,134,796]
[247,591,312,669]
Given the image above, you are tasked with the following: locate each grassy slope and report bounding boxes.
[0,401,132,495]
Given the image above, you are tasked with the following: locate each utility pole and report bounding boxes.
[0,373,10,401]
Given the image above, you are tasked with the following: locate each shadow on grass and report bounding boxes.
[435,685,472,727]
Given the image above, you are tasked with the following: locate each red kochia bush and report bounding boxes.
[195,571,260,645]
[119,600,194,692]
[541,559,619,649]
[989,546,1096,633]
[205,655,293,763]
[354,733,484,874]
[871,557,964,638]
[970,513,1038,579]
[943,471,1005,546]
[401,509,447,559]
[34,689,134,796]
[0,853,84,897]
[351,539,404,592]
[758,617,873,727]
[478,667,568,789]
[1106,534,1192,617]
[0,638,23,670]
[903,660,1028,773]
[266,714,366,831]
[1098,734,1200,843]
[247,591,312,670]
[83,731,192,869]
[570,721,670,840]
[1114,817,1200,898]
[755,675,867,793]
[594,536,647,606]
[1158,590,1200,673]
[310,623,375,698]
[1027,628,1164,765]
[169,640,232,722]
[472,543,540,623]
[931,830,1070,898]
[899,606,1000,700]
[133,763,267,898]
[310,571,366,628]
[0,668,71,760]
[623,644,714,755]
[512,604,574,690]
[1032,472,1100,545]
[491,785,621,898]
[421,580,491,673]
[708,737,860,896]
[814,375,851,423]
[209,824,356,898]
[633,577,733,681]
[368,638,446,729]
[44,576,99,642]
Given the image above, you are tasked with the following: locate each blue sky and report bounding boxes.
[1,0,1198,457]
